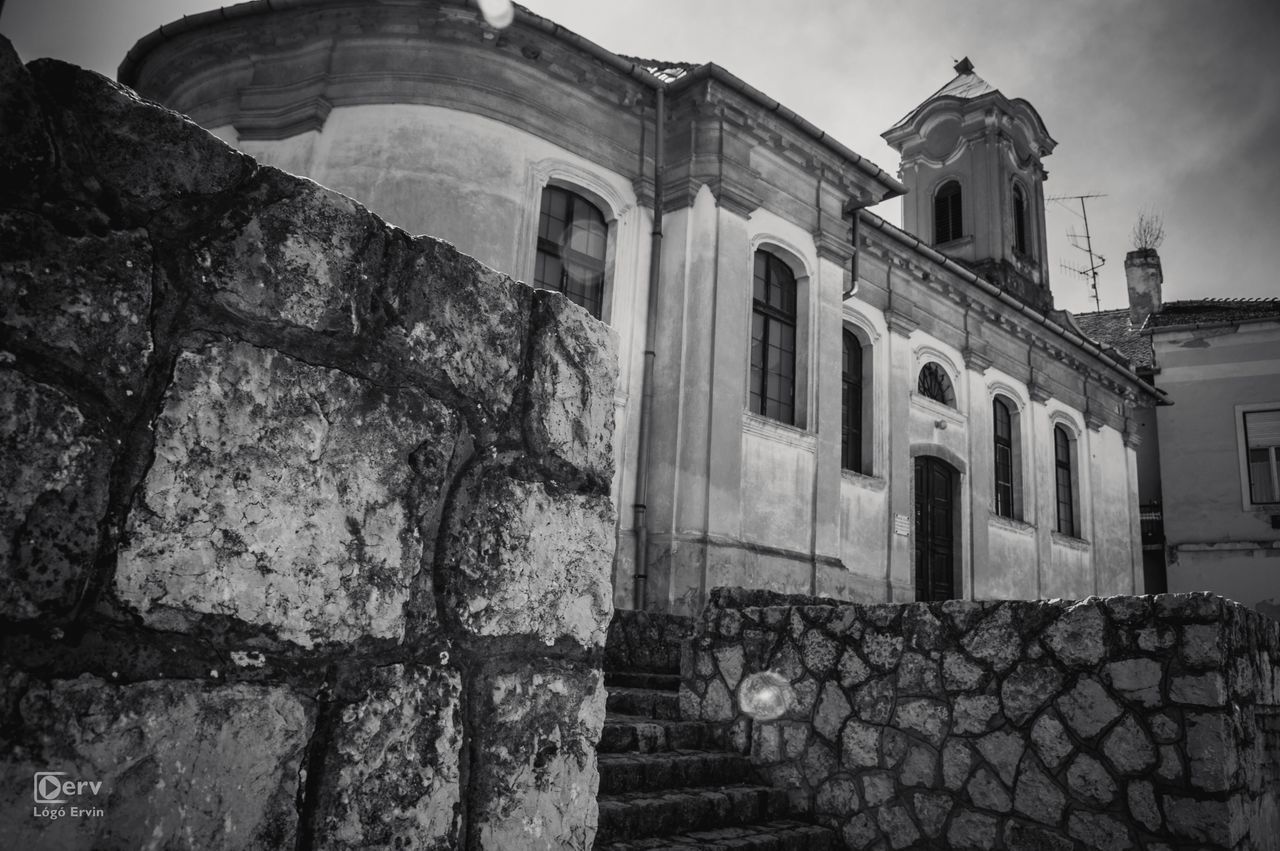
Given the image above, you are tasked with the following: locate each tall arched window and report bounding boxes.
[993,397,1015,518]
[1012,183,1029,256]
[1054,425,1076,536]
[934,180,963,244]
[535,186,607,319]
[842,330,864,471]
[918,362,955,407]
[750,249,798,424]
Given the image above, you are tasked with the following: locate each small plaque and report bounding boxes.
[894,513,910,536]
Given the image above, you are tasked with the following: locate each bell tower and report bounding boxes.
[883,58,1057,311]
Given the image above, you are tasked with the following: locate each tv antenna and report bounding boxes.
[1049,192,1108,312]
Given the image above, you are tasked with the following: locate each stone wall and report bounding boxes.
[0,38,616,850]
[683,588,1280,850]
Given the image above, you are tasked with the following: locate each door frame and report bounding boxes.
[911,447,966,601]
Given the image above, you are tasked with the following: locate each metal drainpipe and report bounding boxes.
[633,85,664,610]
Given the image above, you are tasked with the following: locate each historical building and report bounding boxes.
[1076,252,1280,614]
[120,0,1161,613]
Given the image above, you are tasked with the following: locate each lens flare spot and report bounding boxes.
[738,671,794,721]
[477,0,514,29]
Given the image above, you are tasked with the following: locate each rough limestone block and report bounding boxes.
[1101,714,1156,774]
[1103,658,1163,706]
[0,213,154,397]
[116,342,458,646]
[443,469,614,649]
[0,37,54,199]
[960,605,1021,672]
[26,58,251,217]
[1056,675,1122,739]
[0,674,310,850]
[1066,752,1117,805]
[1066,811,1133,850]
[313,664,462,849]
[1000,661,1062,725]
[0,373,110,619]
[524,290,617,483]
[1042,600,1107,668]
[468,662,604,851]
[947,810,999,848]
[1186,712,1238,792]
[1013,756,1066,824]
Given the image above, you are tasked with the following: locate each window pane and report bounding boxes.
[1245,410,1280,448]
[1248,447,1278,503]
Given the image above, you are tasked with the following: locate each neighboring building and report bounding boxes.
[1077,253,1280,614]
[120,0,1160,613]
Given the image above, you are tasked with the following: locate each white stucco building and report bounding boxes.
[121,0,1162,613]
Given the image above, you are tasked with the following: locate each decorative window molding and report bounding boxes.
[918,362,956,408]
[520,159,630,322]
[747,239,812,429]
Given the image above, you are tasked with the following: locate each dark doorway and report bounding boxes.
[914,455,957,601]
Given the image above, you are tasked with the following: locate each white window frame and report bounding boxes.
[1236,402,1280,510]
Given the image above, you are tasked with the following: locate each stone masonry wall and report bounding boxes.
[0,38,616,850]
[683,588,1280,850]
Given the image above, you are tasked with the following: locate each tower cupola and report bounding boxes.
[883,58,1057,311]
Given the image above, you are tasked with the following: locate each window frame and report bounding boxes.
[842,328,867,472]
[1236,403,1280,509]
[534,185,608,319]
[1012,181,1029,257]
[993,396,1017,519]
[918,361,956,408]
[934,180,964,245]
[1053,423,1077,536]
[749,249,800,426]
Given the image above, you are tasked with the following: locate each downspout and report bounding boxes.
[633,85,664,610]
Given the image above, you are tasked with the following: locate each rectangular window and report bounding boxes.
[1054,425,1075,536]
[1243,408,1280,505]
[750,250,797,425]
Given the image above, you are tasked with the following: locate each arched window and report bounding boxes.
[934,180,963,244]
[842,329,864,471]
[750,249,798,424]
[1054,424,1076,536]
[535,186,607,319]
[918,362,955,407]
[993,397,1015,518]
[1012,183,1029,256]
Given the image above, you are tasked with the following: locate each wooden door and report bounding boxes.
[914,456,956,601]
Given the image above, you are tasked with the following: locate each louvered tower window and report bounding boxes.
[1013,183,1029,255]
[934,180,963,244]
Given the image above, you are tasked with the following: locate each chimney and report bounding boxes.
[1125,248,1163,328]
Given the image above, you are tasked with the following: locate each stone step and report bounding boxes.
[606,686,682,720]
[594,819,838,851]
[597,750,757,794]
[606,671,682,691]
[595,785,792,846]
[598,715,714,754]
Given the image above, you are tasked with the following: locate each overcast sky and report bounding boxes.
[4,0,1278,315]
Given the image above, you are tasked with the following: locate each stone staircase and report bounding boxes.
[595,612,837,850]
